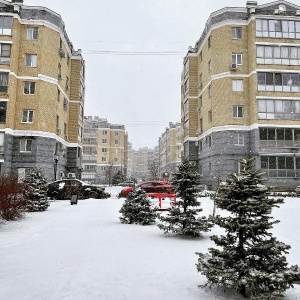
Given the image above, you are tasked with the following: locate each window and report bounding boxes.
[256,19,300,39]
[233,106,243,118]
[115,140,119,145]
[261,155,298,178]
[103,130,108,135]
[199,163,203,175]
[56,115,59,130]
[63,98,68,110]
[102,157,106,162]
[78,125,82,142]
[183,120,189,136]
[257,72,300,92]
[0,72,8,93]
[208,36,211,48]
[27,27,38,40]
[232,53,242,65]
[208,60,211,72]
[58,63,62,79]
[64,123,67,135]
[209,162,212,174]
[258,99,300,120]
[80,83,84,99]
[260,127,300,147]
[20,139,32,152]
[102,139,107,143]
[0,16,12,35]
[208,110,212,122]
[208,136,212,148]
[22,110,33,123]
[183,78,189,95]
[114,158,118,162]
[0,101,7,123]
[25,54,37,67]
[184,59,189,75]
[0,132,3,153]
[65,77,69,90]
[257,45,300,65]
[199,51,202,62]
[24,82,35,95]
[235,133,245,145]
[102,148,107,153]
[199,118,203,133]
[115,132,119,136]
[232,27,242,39]
[183,100,189,113]
[208,85,212,98]
[199,73,203,89]
[0,43,11,64]
[232,80,243,91]
[57,89,60,102]
[79,104,84,120]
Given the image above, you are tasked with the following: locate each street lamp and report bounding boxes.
[54,154,59,181]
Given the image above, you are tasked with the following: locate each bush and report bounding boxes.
[0,176,28,221]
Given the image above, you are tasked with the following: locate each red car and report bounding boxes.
[119,180,173,198]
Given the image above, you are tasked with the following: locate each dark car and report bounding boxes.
[119,180,173,198]
[46,179,110,200]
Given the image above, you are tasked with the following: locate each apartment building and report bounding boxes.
[158,122,182,177]
[131,147,158,180]
[181,0,300,189]
[82,116,128,184]
[0,0,85,180]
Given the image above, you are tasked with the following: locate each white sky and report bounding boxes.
[24,0,271,150]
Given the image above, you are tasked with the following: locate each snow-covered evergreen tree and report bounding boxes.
[24,168,50,212]
[196,157,300,299]
[119,188,156,225]
[157,156,212,237]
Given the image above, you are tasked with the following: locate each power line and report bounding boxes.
[82,50,185,56]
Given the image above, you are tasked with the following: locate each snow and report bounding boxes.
[0,186,299,300]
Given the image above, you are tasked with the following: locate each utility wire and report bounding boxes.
[82,50,185,55]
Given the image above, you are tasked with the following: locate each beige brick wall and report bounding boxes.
[1,17,84,146]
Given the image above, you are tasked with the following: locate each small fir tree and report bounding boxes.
[196,157,300,299]
[24,168,50,212]
[157,157,212,237]
[119,188,156,225]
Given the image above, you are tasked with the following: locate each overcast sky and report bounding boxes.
[25,0,270,150]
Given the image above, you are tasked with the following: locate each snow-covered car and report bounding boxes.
[46,179,110,200]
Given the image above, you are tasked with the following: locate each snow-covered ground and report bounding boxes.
[0,186,299,300]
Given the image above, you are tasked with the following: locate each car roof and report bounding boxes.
[139,180,169,184]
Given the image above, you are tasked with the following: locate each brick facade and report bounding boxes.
[182,1,300,189]
[0,1,85,181]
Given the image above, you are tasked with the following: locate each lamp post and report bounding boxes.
[54,155,59,181]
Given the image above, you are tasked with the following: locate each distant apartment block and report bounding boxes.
[82,116,128,184]
[181,0,300,189]
[0,0,85,180]
[131,147,158,180]
[158,122,182,177]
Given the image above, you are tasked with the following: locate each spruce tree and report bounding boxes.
[157,156,212,237]
[24,168,50,212]
[119,188,156,225]
[196,157,300,299]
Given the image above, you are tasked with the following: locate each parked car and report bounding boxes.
[295,186,300,197]
[118,180,173,198]
[46,179,110,200]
